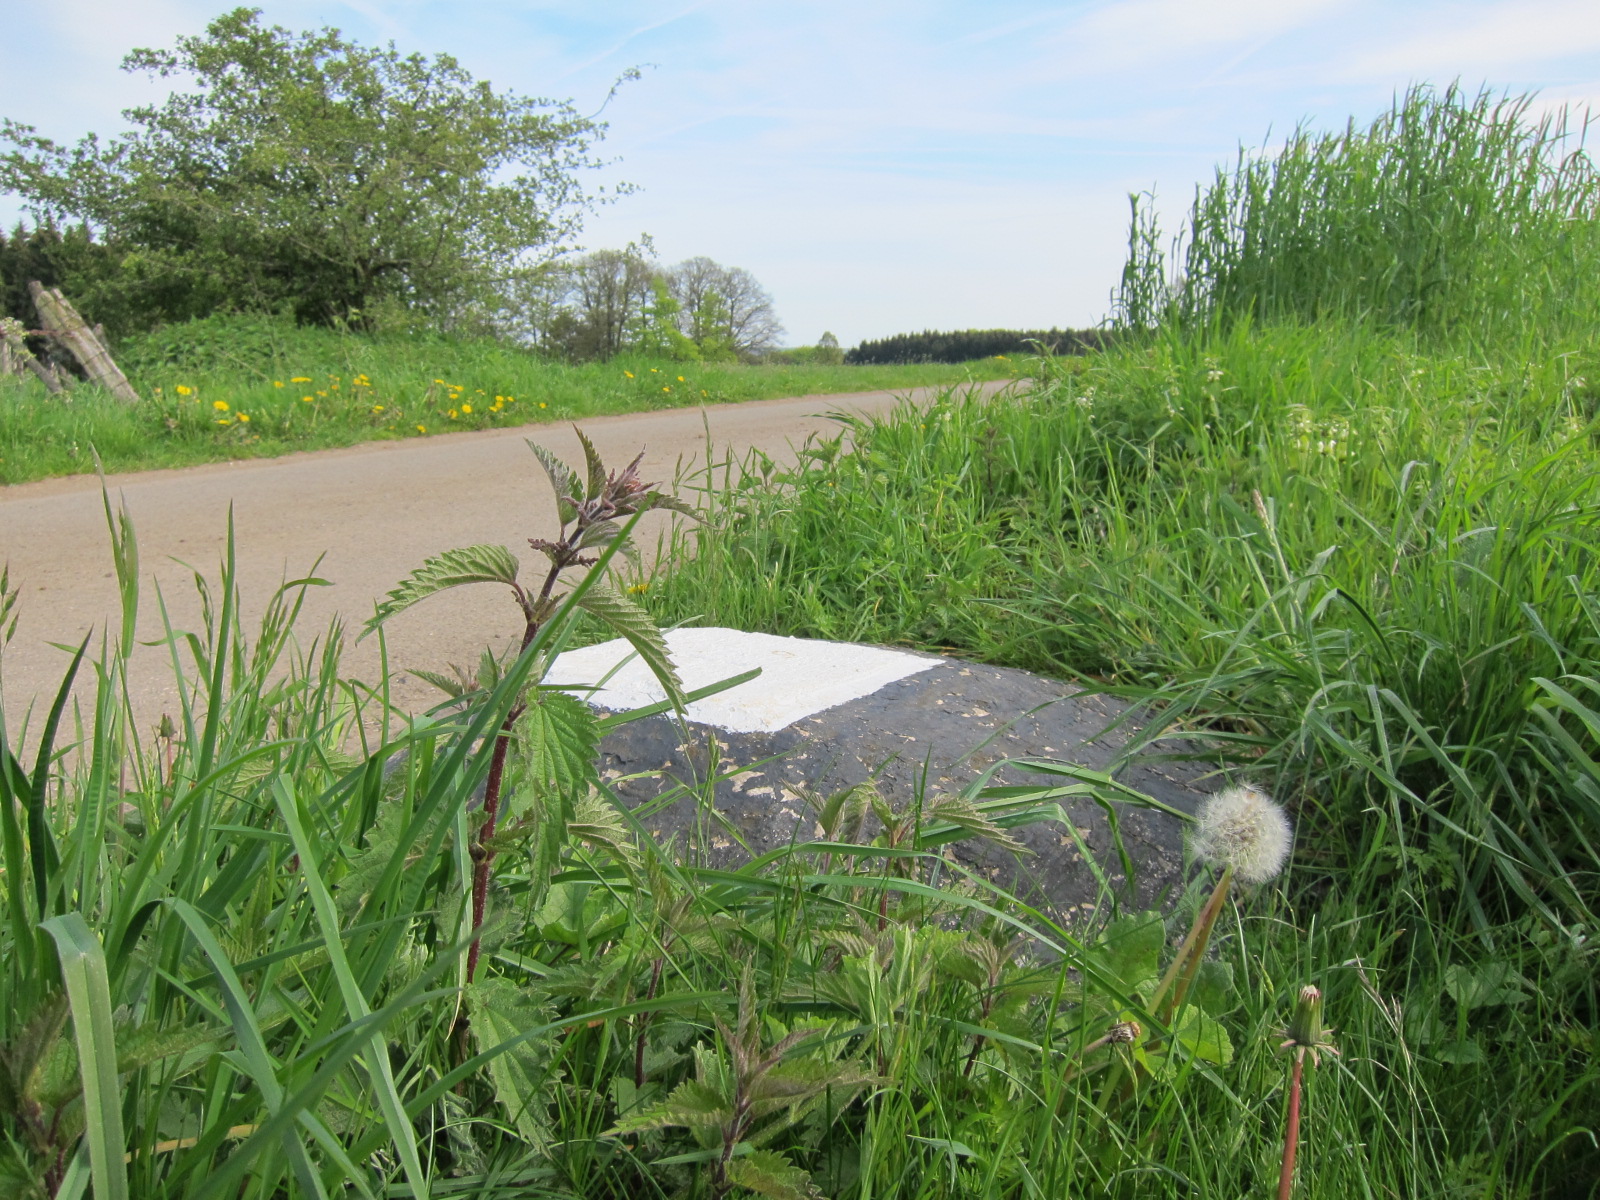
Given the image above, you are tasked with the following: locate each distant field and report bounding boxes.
[0,314,1020,484]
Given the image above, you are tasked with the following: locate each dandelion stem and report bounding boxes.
[1277,1050,1305,1200]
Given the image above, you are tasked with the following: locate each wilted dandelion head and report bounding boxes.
[1191,784,1292,884]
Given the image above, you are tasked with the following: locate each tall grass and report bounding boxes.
[1117,84,1600,347]
[1,500,1485,1197]
[641,332,1600,1191]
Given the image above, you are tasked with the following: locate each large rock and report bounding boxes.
[546,629,1212,920]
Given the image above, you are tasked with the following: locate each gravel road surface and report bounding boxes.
[0,384,1003,735]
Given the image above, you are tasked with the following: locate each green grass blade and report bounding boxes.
[40,913,127,1200]
[271,776,431,1200]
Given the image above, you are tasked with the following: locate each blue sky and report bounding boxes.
[4,1,1598,346]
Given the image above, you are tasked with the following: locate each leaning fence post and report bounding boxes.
[27,281,140,403]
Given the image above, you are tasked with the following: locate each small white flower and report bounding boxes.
[1191,784,1292,884]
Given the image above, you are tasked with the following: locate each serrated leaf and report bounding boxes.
[517,687,601,803]
[528,441,581,524]
[573,586,685,708]
[607,1078,730,1136]
[409,666,470,700]
[366,544,520,630]
[746,1058,876,1118]
[469,977,560,1152]
[574,427,608,501]
[919,794,1027,855]
[725,1148,825,1200]
[567,790,641,873]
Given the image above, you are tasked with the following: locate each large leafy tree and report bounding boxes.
[0,8,619,328]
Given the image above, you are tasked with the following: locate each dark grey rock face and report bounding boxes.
[594,655,1211,922]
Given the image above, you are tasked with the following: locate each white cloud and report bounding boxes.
[1342,0,1600,80]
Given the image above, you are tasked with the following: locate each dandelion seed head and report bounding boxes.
[1191,783,1291,884]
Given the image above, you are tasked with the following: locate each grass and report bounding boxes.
[3,83,1599,1197]
[0,311,1018,485]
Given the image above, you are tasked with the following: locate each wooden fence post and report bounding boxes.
[27,282,140,403]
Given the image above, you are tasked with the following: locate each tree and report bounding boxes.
[664,256,782,358]
[814,331,843,365]
[0,7,617,328]
[556,247,655,360]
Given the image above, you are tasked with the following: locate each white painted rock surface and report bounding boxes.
[543,627,941,733]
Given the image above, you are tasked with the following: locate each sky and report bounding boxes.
[3,1,1598,347]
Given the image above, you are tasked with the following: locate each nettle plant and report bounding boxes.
[366,431,695,987]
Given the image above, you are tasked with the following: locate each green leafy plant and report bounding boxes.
[367,430,694,986]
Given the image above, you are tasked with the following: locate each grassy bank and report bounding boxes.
[0,312,1017,484]
[639,325,1600,1195]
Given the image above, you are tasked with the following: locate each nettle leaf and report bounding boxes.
[527,440,581,525]
[608,1078,730,1136]
[575,427,608,501]
[567,789,641,873]
[517,687,601,803]
[725,1148,826,1200]
[573,585,685,709]
[366,544,520,630]
[468,977,560,1152]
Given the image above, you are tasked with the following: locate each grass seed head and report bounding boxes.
[1192,783,1292,884]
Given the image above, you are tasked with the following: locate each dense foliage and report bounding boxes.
[1116,83,1600,343]
[1,8,611,331]
[503,248,784,362]
[845,326,1108,364]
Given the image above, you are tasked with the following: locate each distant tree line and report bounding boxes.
[846,327,1111,364]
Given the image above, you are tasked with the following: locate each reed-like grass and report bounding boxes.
[1117,84,1600,348]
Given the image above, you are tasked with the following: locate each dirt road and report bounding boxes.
[1,383,1000,735]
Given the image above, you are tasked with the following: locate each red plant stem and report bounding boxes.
[464,614,543,984]
[1277,1051,1305,1200]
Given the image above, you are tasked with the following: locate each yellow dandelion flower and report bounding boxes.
[624,370,635,379]
[433,378,445,384]
[301,396,314,403]
[317,391,327,398]
[274,380,285,388]
[175,384,193,396]
[415,424,427,433]
[291,377,312,383]
[153,387,163,395]
[213,400,230,412]
[237,412,250,423]
[650,367,659,373]
[459,403,471,414]
[538,401,547,409]
[662,386,671,392]
[677,376,685,382]
[448,409,458,419]
[215,417,232,426]
[371,405,384,414]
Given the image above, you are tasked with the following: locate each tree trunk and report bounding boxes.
[27,282,140,403]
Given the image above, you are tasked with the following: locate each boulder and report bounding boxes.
[545,628,1213,920]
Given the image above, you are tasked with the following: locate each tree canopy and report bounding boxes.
[0,7,617,328]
